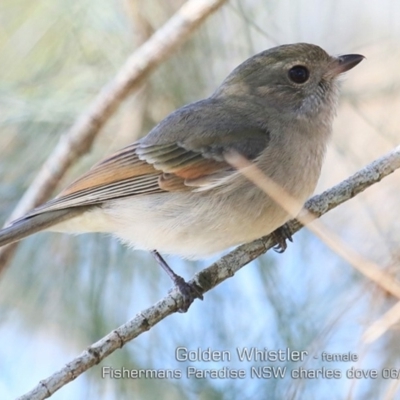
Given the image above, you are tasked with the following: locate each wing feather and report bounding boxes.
[23,97,270,218]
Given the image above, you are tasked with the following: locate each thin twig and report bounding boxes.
[363,300,400,344]
[17,145,400,400]
[0,0,228,271]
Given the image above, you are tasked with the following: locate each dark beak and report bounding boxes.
[331,54,365,75]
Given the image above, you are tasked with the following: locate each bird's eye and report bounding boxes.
[288,65,310,84]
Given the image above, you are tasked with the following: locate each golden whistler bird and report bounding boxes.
[0,43,363,309]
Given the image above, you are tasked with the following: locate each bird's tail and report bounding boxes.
[0,208,86,247]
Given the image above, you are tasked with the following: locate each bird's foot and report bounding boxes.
[271,224,293,253]
[168,274,204,313]
[151,250,203,312]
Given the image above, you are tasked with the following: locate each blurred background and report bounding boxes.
[1,0,400,399]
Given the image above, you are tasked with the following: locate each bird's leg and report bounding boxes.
[151,250,203,312]
[271,223,293,253]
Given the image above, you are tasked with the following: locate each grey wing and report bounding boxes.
[137,97,271,188]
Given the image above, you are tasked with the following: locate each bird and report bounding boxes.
[0,43,364,310]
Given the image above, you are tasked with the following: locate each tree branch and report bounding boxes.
[17,145,400,400]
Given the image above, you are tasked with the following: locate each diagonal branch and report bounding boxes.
[17,145,400,400]
[0,0,228,271]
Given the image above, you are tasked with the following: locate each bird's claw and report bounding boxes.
[171,276,204,313]
[271,224,293,253]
